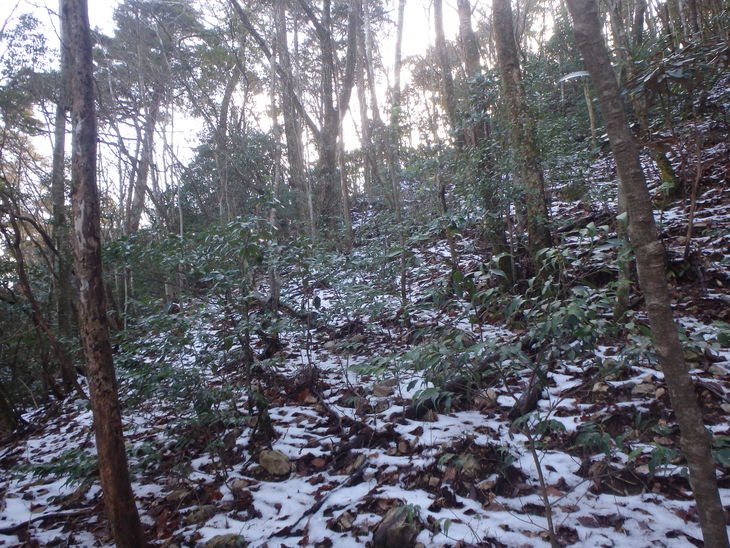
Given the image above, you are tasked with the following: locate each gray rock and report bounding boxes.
[203,534,248,548]
[371,506,422,548]
[373,378,398,398]
[230,479,253,499]
[631,383,656,396]
[185,504,217,525]
[259,449,291,476]
[331,510,355,532]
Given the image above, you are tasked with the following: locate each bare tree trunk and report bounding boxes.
[216,68,240,222]
[52,0,73,343]
[336,0,361,249]
[297,0,360,232]
[0,213,83,399]
[0,385,22,433]
[126,91,160,233]
[686,0,701,36]
[356,34,373,195]
[63,1,145,546]
[302,0,339,227]
[457,0,486,146]
[359,0,387,195]
[493,0,552,261]
[337,134,353,250]
[457,0,509,265]
[273,0,314,238]
[632,0,647,46]
[567,3,729,546]
[434,0,460,143]
[391,0,407,306]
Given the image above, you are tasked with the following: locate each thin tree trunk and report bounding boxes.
[686,0,701,36]
[296,0,360,231]
[360,0,386,194]
[606,0,682,201]
[216,68,239,222]
[126,91,160,233]
[457,0,509,264]
[457,0,486,146]
[298,0,339,227]
[52,1,73,343]
[434,0,460,143]
[337,133,353,250]
[335,0,361,248]
[493,0,552,261]
[391,0,407,306]
[0,214,83,399]
[356,32,373,196]
[63,1,145,546]
[567,3,729,546]
[273,0,315,238]
[583,83,597,148]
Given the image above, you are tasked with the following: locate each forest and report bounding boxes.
[0,0,729,546]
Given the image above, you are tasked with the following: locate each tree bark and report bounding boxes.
[63,1,145,546]
[434,0,460,143]
[126,90,160,233]
[336,0,361,249]
[358,0,386,195]
[356,20,373,195]
[273,0,315,238]
[52,0,73,343]
[297,0,360,232]
[391,0,407,306]
[566,2,729,546]
[493,0,552,260]
[319,0,339,227]
[457,0,508,262]
[216,68,240,222]
[297,0,339,226]
[0,212,82,399]
[457,0,488,147]
[229,0,321,140]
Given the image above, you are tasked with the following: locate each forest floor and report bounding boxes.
[1,135,730,547]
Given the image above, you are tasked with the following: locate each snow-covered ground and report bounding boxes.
[2,148,730,547]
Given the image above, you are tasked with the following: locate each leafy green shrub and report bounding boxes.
[17,448,98,488]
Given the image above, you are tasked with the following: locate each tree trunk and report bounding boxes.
[126,91,161,233]
[0,385,22,433]
[457,0,487,147]
[0,213,82,399]
[686,0,701,37]
[434,0,460,143]
[52,0,73,343]
[63,1,146,546]
[336,0,361,249]
[391,0,407,306]
[317,0,340,227]
[457,0,508,263]
[359,0,386,195]
[273,0,314,238]
[566,2,729,546]
[632,0,647,47]
[356,29,373,196]
[296,0,359,232]
[216,68,240,222]
[493,0,552,261]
